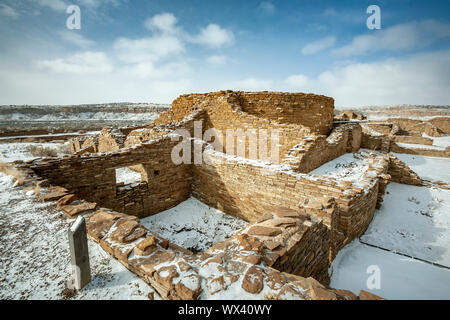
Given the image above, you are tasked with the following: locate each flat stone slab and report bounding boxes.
[61,202,97,217]
[272,207,301,218]
[38,190,68,202]
[247,225,282,237]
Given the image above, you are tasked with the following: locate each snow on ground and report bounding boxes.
[423,134,450,149]
[330,240,450,300]
[140,197,247,252]
[0,172,159,300]
[0,142,69,162]
[361,183,450,267]
[396,142,445,151]
[0,112,159,122]
[0,131,99,141]
[310,151,372,182]
[115,167,142,185]
[331,182,450,299]
[394,134,450,153]
[393,153,450,182]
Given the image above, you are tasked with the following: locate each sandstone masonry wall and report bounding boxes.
[30,135,192,218]
[284,124,362,173]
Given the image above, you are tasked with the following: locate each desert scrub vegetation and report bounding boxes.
[26,144,70,157]
[0,162,25,186]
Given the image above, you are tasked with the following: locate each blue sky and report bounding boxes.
[0,0,449,107]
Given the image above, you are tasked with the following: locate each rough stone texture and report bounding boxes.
[20,91,413,300]
[60,201,97,217]
[283,123,362,173]
[81,207,364,300]
[30,134,193,218]
[360,117,450,158]
[242,266,264,294]
[358,290,385,300]
[335,111,366,121]
[429,117,450,134]
[390,142,450,158]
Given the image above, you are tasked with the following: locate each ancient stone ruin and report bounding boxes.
[15,90,433,300]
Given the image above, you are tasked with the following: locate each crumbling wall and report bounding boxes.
[125,110,207,147]
[98,128,126,152]
[267,216,332,284]
[30,135,192,218]
[143,91,334,163]
[192,146,390,253]
[392,135,433,145]
[82,207,373,298]
[235,92,334,135]
[429,117,450,134]
[191,150,329,223]
[284,124,362,173]
[387,155,423,185]
[390,142,450,158]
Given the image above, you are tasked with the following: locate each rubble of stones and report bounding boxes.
[13,91,448,300]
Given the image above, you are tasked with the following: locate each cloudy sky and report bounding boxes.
[0,0,449,107]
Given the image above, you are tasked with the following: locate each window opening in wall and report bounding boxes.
[115,167,142,185]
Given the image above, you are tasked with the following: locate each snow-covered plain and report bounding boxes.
[330,157,450,299]
[362,183,450,267]
[423,134,450,149]
[141,198,247,252]
[0,142,69,162]
[393,153,450,182]
[0,172,160,300]
[0,112,159,122]
[330,241,450,300]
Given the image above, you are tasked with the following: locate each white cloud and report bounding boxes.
[34,0,67,12]
[227,51,450,107]
[258,1,275,15]
[59,31,95,48]
[301,36,336,55]
[123,61,191,79]
[114,36,185,63]
[332,20,450,56]
[36,51,113,74]
[317,50,450,106]
[0,4,19,19]
[144,12,179,34]
[191,24,234,48]
[206,55,228,65]
[285,74,309,88]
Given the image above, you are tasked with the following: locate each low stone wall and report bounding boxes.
[125,109,207,147]
[387,155,423,185]
[390,142,450,158]
[429,117,450,134]
[29,135,192,218]
[284,124,362,173]
[98,128,126,152]
[192,146,390,253]
[80,207,366,299]
[392,135,433,145]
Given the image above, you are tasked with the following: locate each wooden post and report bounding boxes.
[68,215,91,290]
